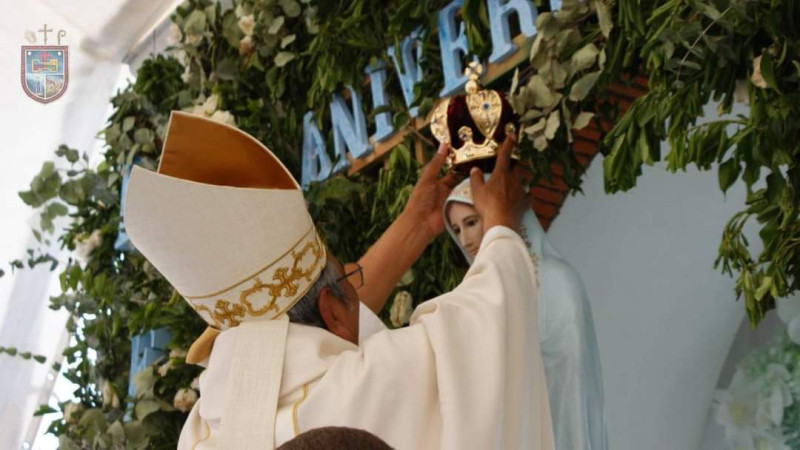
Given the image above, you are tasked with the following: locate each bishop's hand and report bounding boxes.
[404,143,462,239]
[469,134,527,234]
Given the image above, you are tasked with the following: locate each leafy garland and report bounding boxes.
[4,0,797,446]
[604,0,800,326]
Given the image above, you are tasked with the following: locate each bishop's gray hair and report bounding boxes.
[287,259,347,329]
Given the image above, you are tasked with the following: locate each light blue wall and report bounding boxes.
[547,105,757,449]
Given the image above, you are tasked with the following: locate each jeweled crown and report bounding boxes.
[430,62,521,172]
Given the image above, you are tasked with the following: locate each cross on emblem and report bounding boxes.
[38,24,52,45]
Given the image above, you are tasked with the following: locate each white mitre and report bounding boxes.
[124,111,326,449]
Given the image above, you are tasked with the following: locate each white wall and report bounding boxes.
[547,146,759,449]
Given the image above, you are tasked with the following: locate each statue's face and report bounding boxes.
[447,202,484,259]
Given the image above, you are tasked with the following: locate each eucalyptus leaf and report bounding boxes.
[59,179,86,206]
[524,117,547,135]
[123,420,146,445]
[104,124,121,144]
[268,16,285,34]
[593,0,613,38]
[281,0,302,18]
[134,400,161,420]
[521,108,544,122]
[545,110,561,140]
[573,112,595,130]
[216,57,239,81]
[281,34,296,49]
[184,10,207,34]
[571,43,599,74]
[528,75,561,109]
[58,435,81,450]
[222,12,242,47]
[133,128,154,145]
[568,71,601,102]
[535,13,559,40]
[274,51,296,67]
[78,408,107,430]
[204,4,217,23]
[122,117,136,133]
[108,420,125,444]
[132,368,156,399]
[529,34,545,62]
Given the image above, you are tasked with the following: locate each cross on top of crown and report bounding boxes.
[464,61,484,94]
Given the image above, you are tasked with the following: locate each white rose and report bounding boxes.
[238,14,255,36]
[390,291,413,328]
[181,63,193,83]
[234,5,246,18]
[173,388,198,413]
[167,23,182,46]
[239,35,255,55]
[201,94,219,116]
[74,229,103,262]
[397,269,415,287]
[185,32,202,46]
[210,110,237,127]
[751,55,768,89]
[190,376,200,390]
[190,103,206,116]
[63,402,82,423]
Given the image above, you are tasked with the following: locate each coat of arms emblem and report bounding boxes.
[21,45,68,103]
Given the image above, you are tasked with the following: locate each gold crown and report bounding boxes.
[430,62,521,172]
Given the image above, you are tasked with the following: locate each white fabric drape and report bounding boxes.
[444,176,608,450]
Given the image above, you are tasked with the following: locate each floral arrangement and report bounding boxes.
[714,331,800,450]
[715,295,800,450]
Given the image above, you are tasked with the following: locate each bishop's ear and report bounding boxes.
[318,287,351,337]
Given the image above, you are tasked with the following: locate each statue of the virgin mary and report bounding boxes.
[432,63,608,449]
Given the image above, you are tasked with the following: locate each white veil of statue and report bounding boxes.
[444,176,609,450]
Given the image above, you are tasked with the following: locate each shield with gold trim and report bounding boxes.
[21,45,68,103]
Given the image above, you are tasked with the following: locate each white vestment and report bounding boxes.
[445,178,607,450]
[178,226,555,449]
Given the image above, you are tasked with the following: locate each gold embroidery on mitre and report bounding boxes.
[213,300,246,327]
[193,303,222,328]
[239,240,324,317]
[186,229,326,329]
